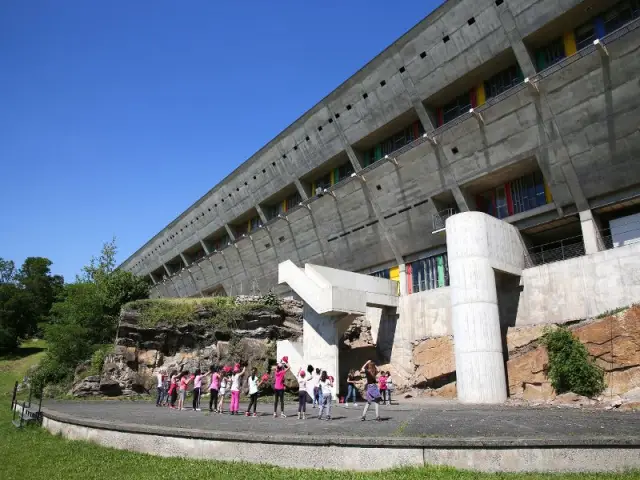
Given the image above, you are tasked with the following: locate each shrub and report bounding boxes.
[124,297,276,328]
[259,291,280,307]
[88,344,114,376]
[541,326,605,397]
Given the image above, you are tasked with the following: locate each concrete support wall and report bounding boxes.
[302,305,353,395]
[579,210,603,255]
[446,212,525,404]
[516,242,640,326]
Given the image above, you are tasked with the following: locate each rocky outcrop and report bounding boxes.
[409,306,640,406]
[71,297,303,397]
[341,316,374,349]
[411,336,455,389]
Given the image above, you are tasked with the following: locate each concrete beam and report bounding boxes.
[325,102,363,173]
[495,3,537,78]
[579,210,604,255]
[224,224,237,242]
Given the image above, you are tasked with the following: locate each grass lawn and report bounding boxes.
[1,343,638,480]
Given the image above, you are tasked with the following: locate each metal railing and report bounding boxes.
[598,224,640,251]
[526,235,586,267]
[432,208,458,232]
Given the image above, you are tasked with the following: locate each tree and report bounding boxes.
[15,257,64,335]
[0,258,16,284]
[0,256,63,353]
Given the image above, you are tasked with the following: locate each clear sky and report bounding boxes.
[0,0,440,282]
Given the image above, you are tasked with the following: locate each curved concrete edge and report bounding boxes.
[29,407,640,472]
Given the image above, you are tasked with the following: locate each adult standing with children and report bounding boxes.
[360,360,382,421]
[273,359,289,418]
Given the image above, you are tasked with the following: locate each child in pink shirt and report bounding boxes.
[273,363,289,418]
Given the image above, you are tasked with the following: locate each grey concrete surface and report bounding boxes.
[44,399,640,444]
[36,400,640,472]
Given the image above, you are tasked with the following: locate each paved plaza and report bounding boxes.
[44,399,640,442]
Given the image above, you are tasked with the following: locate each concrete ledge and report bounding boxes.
[34,407,640,472]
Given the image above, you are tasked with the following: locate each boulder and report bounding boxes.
[553,392,596,407]
[138,349,161,368]
[411,336,455,387]
[507,347,553,400]
[427,381,457,399]
[341,316,374,349]
[573,306,640,395]
[71,376,101,397]
[507,324,554,353]
[99,379,122,396]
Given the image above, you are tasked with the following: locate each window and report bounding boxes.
[477,170,550,219]
[371,269,390,279]
[249,215,263,232]
[334,162,354,183]
[575,22,596,50]
[535,37,565,70]
[285,191,302,211]
[603,1,639,34]
[314,172,332,193]
[212,234,230,251]
[442,93,472,124]
[410,253,449,293]
[363,121,424,166]
[484,64,523,99]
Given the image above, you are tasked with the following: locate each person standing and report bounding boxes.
[177,371,192,411]
[168,371,178,409]
[296,369,308,420]
[273,362,289,418]
[155,370,165,407]
[385,371,393,405]
[217,369,230,414]
[208,366,220,413]
[378,370,388,408]
[230,364,245,415]
[317,371,334,421]
[192,369,203,411]
[345,369,358,407]
[360,360,382,421]
[312,367,322,408]
[245,367,264,417]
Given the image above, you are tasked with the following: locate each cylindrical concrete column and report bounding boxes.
[447,212,511,404]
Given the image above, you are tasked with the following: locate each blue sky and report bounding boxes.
[0,0,440,282]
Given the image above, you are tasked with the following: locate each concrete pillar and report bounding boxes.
[162,263,172,277]
[149,273,157,285]
[580,210,603,255]
[398,263,408,296]
[200,240,210,255]
[447,212,525,404]
[180,253,191,267]
[302,305,352,396]
[224,224,236,242]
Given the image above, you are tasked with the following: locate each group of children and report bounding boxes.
[154,357,391,422]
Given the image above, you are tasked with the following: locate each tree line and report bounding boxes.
[0,239,149,390]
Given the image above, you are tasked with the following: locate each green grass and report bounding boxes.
[1,343,639,479]
[123,297,277,327]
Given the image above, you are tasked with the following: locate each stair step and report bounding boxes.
[12,420,23,428]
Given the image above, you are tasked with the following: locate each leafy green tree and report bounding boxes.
[35,238,149,388]
[0,256,63,353]
[0,258,16,284]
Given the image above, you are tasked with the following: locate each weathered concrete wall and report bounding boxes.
[125,0,640,302]
[516,242,640,326]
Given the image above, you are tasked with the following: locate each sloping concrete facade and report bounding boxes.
[121,0,640,299]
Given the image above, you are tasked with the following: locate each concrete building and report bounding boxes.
[122,0,640,402]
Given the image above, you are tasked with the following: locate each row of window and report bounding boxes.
[436,64,524,127]
[266,191,303,220]
[311,162,355,194]
[536,0,640,70]
[363,121,426,167]
[369,252,450,295]
[476,170,551,220]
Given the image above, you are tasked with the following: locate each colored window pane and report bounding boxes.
[409,253,450,293]
[536,37,565,70]
[484,64,523,99]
